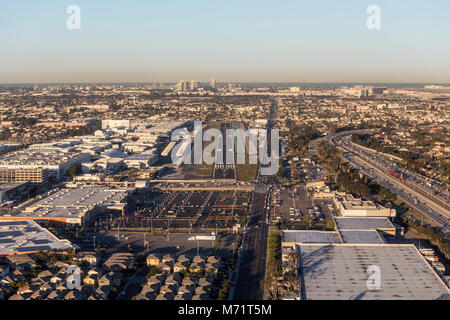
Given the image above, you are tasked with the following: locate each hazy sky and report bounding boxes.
[1,0,449,83]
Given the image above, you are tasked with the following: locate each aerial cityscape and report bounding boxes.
[0,0,449,308]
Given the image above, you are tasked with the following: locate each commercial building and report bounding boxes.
[1,186,133,225]
[334,217,399,237]
[282,217,399,248]
[0,182,28,202]
[101,120,131,130]
[124,150,158,169]
[0,146,91,183]
[294,244,449,300]
[0,220,72,255]
[282,230,341,247]
[335,194,396,217]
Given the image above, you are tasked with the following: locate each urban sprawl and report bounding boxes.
[0,81,449,300]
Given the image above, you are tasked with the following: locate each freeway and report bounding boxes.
[337,134,450,208]
[327,131,450,238]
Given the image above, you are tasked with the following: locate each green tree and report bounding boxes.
[68,163,82,177]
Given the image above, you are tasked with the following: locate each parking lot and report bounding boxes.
[274,184,335,229]
[85,230,237,260]
[130,189,250,231]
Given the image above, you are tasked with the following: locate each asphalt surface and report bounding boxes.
[233,99,277,300]
[233,190,269,300]
[332,134,450,235]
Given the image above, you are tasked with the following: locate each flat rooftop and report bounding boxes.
[334,217,395,230]
[298,244,449,300]
[0,220,72,255]
[11,186,131,221]
[0,182,27,192]
[282,230,342,244]
[340,230,385,244]
[27,186,129,208]
[341,201,378,210]
[0,147,89,167]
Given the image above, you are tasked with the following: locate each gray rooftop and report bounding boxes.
[15,186,131,220]
[298,244,450,300]
[0,220,72,254]
[0,182,27,192]
[340,230,385,244]
[335,217,395,230]
[282,231,342,244]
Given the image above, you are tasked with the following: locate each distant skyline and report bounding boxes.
[1,0,450,84]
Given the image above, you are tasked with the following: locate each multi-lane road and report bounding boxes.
[233,188,271,300]
[232,99,278,299]
[324,131,450,239]
[337,134,450,207]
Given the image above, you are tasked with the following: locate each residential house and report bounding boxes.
[50,275,64,286]
[147,274,165,285]
[182,277,197,287]
[158,261,172,274]
[137,291,157,300]
[146,254,160,267]
[192,255,206,264]
[8,293,25,300]
[178,285,194,295]
[6,255,36,271]
[207,256,220,265]
[174,292,192,300]
[165,274,180,286]
[192,293,209,300]
[37,270,54,282]
[161,254,175,266]
[188,262,204,273]
[177,255,191,264]
[74,252,98,267]
[205,263,219,276]
[94,285,111,300]
[11,269,25,282]
[98,272,122,287]
[156,292,174,300]
[46,290,60,300]
[173,261,189,273]
[83,274,97,286]
[103,252,134,272]
[160,283,177,294]
[195,286,209,296]
[64,290,82,300]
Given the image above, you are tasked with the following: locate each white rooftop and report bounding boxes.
[335,217,395,230]
[298,244,450,300]
[282,230,342,244]
[0,220,72,254]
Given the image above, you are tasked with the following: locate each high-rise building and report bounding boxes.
[210,78,216,89]
[190,80,199,90]
[177,80,188,92]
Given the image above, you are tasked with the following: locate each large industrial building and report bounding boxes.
[282,217,399,248]
[281,215,449,300]
[0,220,72,255]
[0,182,28,203]
[0,145,90,183]
[0,186,133,225]
[294,243,449,300]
